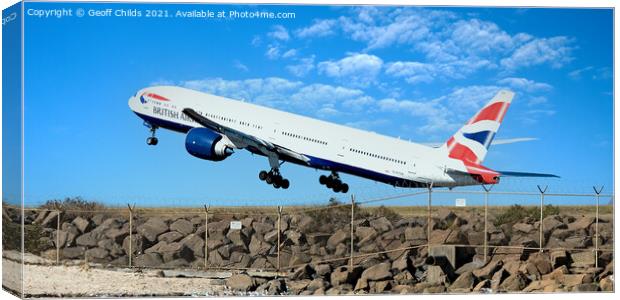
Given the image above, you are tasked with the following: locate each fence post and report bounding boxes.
[277,205,282,272]
[593,186,603,269]
[127,204,135,268]
[349,195,355,269]
[481,184,493,263]
[427,183,434,244]
[55,203,61,265]
[204,204,209,269]
[537,185,548,252]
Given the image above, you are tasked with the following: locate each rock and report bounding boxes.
[85,247,109,261]
[72,216,91,233]
[52,230,69,248]
[370,217,392,233]
[33,211,49,224]
[159,242,194,262]
[550,250,568,267]
[561,274,588,287]
[572,283,599,292]
[528,252,553,275]
[264,230,279,243]
[123,234,146,256]
[437,209,457,226]
[599,276,613,291]
[226,229,249,248]
[523,279,557,292]
[170,219,193,235]
[226,274,255,292]
[97,239,124,257]
[287,279,311,294]
[449,271,475,291]
[404,227,426,241]
[76,231,103,247]
[428,245,456,270]
[180,234,205,257]
[570,251,596,268]
[158,231,184,243]
[252,222,274,236]
[103,227,128,243]
[426,265,447,284]
[512,223,534,234]
[40,211,61,228]
[355,226,377,242]
[473,259,502,279]
[362,262,392,281]
[543,215,566,233]
[330,266,362,287]
[499,271,529,291]
[137,218,169,242]
[285,230,304,245]
[392,253,410,271]
[567,217,594,231]
[313,264,331,277]
[134,253,163,267]
[326,229,348,250]
[306,278,327,292]
[61,247,85,259]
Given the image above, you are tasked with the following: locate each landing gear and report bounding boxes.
[145,122,159,146]
[319,172,349,193]
[259,169,290,189]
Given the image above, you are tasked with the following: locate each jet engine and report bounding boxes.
[185,128,234,161]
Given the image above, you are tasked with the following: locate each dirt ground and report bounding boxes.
[2,255,228,297]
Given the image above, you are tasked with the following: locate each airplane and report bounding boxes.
[128,86,557,193]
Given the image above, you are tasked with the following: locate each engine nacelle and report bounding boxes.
[185,128,233,161]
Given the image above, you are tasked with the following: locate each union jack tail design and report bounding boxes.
[443,90,515,164]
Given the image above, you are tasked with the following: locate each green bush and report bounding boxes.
[494,204,560,226]
[40,196,106,219]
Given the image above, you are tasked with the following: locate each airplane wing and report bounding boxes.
[182,108,310,164]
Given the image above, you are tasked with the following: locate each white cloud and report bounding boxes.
[233,60,249,72]
[282,49,298,59]
[268,25,290,41]
[339,9,435,50]
[500,36,573,71]
[449,19,520,55]
[318,53,383,86]
[296,19,337,38]
[178,77,375,119]
[385,61,436,84]
[265,45,280,60]
[286,56,315,77]
[497,77,553,93]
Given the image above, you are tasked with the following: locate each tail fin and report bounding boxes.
[443,90,515,164]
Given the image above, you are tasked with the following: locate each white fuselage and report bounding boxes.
[129,86,473,187]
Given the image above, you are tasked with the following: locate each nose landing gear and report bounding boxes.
[145,122,159,146]
[259,169,290,189]
[320,172,349,193]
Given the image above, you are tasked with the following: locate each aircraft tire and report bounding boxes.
[341,184,349,193]
[325,179,334,188]
[273,182,281,189]
[151,137,158,145]
[266,174,274,184]
[281,179,290,189]
[259,170,268,181]
[319,175,328,185]
[333,184,342,193]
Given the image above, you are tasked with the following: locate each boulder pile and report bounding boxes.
[4,207,615,294]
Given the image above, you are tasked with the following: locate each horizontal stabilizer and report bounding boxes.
[498,171,560,178]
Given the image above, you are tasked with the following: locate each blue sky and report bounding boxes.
[15,2,613,207]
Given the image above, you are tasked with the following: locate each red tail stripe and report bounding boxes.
[448,143,479,163]
[468,102,509,124]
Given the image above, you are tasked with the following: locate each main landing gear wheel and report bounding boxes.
[146,137,159,145]
[319,172,349,193]
[258,169,290,189]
